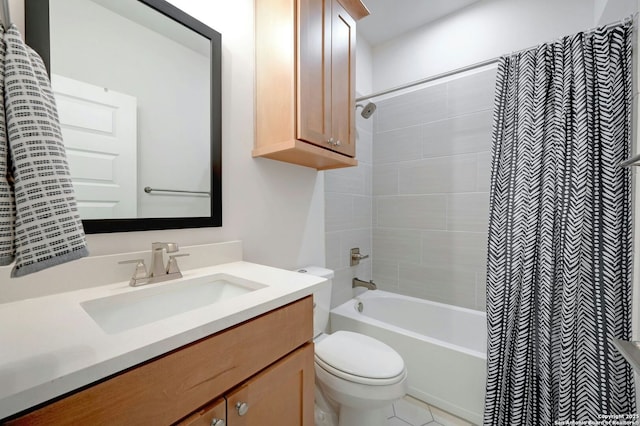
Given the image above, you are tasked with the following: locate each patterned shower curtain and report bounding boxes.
[484,21,635,425]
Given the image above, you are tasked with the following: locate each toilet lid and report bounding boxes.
[315,331,405,380]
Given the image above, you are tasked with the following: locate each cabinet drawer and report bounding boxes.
[5,297,313,426]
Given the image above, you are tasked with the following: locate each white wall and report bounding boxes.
[1,0,326,284]
[356,35,373,96]
[596,0,637,25]
[371,0,636,92]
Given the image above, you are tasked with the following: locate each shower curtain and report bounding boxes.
[484,21,635,425]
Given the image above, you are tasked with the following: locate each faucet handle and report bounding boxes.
[167,253,189,275]
[119,259,149,286]
[350,248,370,266]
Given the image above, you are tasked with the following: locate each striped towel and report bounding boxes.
[0,26,10,267]
[1,25,88,277]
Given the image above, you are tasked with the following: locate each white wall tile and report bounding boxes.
[446,68,497,118]
[325,193,354,232]
[325,165,367,195]
[353,195,372,229]
[398,154,478,194]
[422,110,493,158]
[328,64,495,313]
[421,230,488,270]
[372,197,378,227]
[447,193,490,232]
[356,127,373,164]
[476,151,492,192]
[376,84,448,132]
[325,194,371,233]
[373,258,399,288]
[331,268,356,308]
[377,195,447,230]
[339,228,372,266]
[374,125,423,164]
[352,258,372,280]
[326,228,371,272]
[373,228,422,264]
[325,231,342,271]
[363,163,373,197]
[475,270,487,311]
[373,163,399,195]
[399,263,477,309]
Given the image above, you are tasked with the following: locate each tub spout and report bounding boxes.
[352,277,377,290]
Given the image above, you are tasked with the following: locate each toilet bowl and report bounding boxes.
[297,267,407,426]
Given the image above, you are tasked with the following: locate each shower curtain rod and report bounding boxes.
[356,15,636,104]
[355,57,498,102]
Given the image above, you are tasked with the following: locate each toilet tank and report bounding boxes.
[296,266,333,338]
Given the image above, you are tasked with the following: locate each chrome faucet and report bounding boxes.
[150,242,179,278]
[119,242,189,287]
[352,277,377,290]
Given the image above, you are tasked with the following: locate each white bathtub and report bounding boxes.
[330,290,486,425]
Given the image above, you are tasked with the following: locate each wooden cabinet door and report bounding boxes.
[330,0,356,157]
[176,397,226,426]
[226,343,315,426]
[297,0,332,148]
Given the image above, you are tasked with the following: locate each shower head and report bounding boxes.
[356,102,377,119]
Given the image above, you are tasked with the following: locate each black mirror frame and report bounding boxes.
[25,0,222,233]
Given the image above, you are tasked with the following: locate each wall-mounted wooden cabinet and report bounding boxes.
[254,0,369,170]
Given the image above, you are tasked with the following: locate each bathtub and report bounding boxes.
[330,290,486,425]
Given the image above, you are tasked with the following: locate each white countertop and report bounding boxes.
[0,261,325,419]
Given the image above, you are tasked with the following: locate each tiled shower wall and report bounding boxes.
[372,67,497,311]
[324,113,373,307]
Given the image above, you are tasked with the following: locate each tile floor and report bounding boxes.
[386,396,474,426]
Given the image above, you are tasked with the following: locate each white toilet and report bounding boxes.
[298,267,407,426]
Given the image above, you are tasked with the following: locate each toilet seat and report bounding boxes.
[314,331,406,386]
[315,355,407,386]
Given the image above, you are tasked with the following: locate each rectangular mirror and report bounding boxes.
[25,0,222,233]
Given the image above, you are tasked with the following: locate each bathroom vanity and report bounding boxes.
[5,298,314,425]
[0,242,323,425]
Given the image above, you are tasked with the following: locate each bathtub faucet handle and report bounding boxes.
[350,248,370,266]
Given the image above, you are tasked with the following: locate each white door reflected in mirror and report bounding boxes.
[48,0,212,220]
[54,74,138,219]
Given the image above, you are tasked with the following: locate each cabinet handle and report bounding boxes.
[236,401,249,416]
[327,137,334,145]
[210,419,225,426]
[335,140,341,146]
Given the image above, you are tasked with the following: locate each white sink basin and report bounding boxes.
[81,274,266,334]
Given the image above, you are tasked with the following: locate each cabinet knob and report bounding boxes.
[335,140,341,146]
[327,137,334,145]
[236,401,249,416]
[210,419,225,426]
